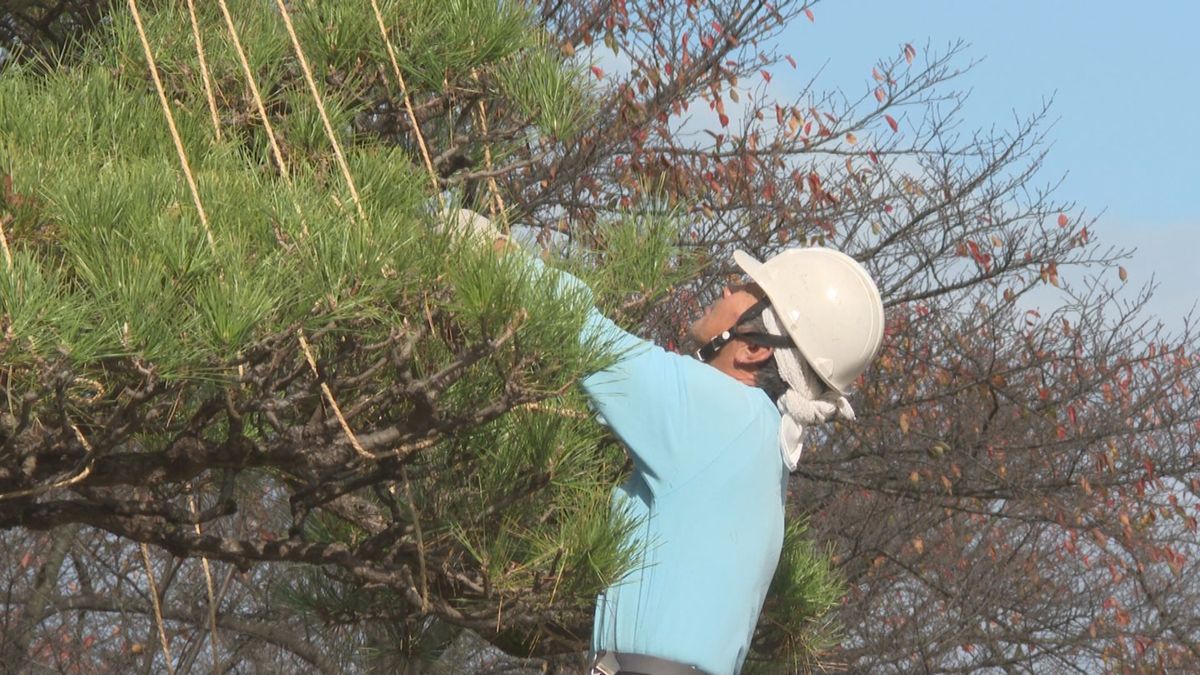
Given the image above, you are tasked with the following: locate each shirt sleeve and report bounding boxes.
[523,256,755,492]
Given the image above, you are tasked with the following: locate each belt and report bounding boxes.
[590,650,712,675]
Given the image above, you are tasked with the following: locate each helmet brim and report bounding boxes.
[732,249,845,395]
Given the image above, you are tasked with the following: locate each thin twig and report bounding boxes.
[515,401,589,420]
[400,468,429,611]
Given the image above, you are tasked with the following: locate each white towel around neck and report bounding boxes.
[761,307,856,471]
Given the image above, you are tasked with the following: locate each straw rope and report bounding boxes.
[368,0,443,209]
[215,0,289,179]
[188,491,222,671]
[469,68,507,227]
[297,329,374,460]
[185,0,222,140]
[127,0,215,252]
[273,0,366,221]
[139,543,177,675]
[0,214,12,270]
[0,424,98,502]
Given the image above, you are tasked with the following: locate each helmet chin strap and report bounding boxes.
[693,298,793,362]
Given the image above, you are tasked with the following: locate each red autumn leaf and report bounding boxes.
[1119,266,1128,282]
[875,87,886,103]
[904,43,916,64]
[785,54,797,69]
[1057,213,1069,227]
[803,7,814,22]
[872,66,883,81]
[718,113,730,127]
[590,66,604,79]
[760,69,772,83]
[806,172,822,193]
[867,149,879,164]
[885,114,899,132]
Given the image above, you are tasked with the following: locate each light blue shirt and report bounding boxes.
[532,259,787,675]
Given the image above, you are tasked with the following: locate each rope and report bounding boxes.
[0,214,11,270]
[273,0,366,221]
[187,490,222,671]
[139,543,177,675]
[126,0,215,252]
[215,0,289,179]
[209,1,366,460]
[368,0,443,208]
[297,330,374,460]
[184,0,222,140]
[0,424,97,502]
[469,69,508,230]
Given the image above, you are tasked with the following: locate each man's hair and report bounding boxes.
[739,314,787,402]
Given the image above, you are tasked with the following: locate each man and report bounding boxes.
[445,210,885,675]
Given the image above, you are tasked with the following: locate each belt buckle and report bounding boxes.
[591,651,621,675]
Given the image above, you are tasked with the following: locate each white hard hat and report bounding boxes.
[733,247,885,395]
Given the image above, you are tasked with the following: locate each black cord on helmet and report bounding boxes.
[693,297,794,362]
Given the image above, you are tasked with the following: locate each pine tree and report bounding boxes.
[0,1,840,671]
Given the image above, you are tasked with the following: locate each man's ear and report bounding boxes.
[734,340,774,368]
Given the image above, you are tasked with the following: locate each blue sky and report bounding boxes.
[776,1,1199,329]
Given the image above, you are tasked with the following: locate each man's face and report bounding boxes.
[688,281,766,346]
